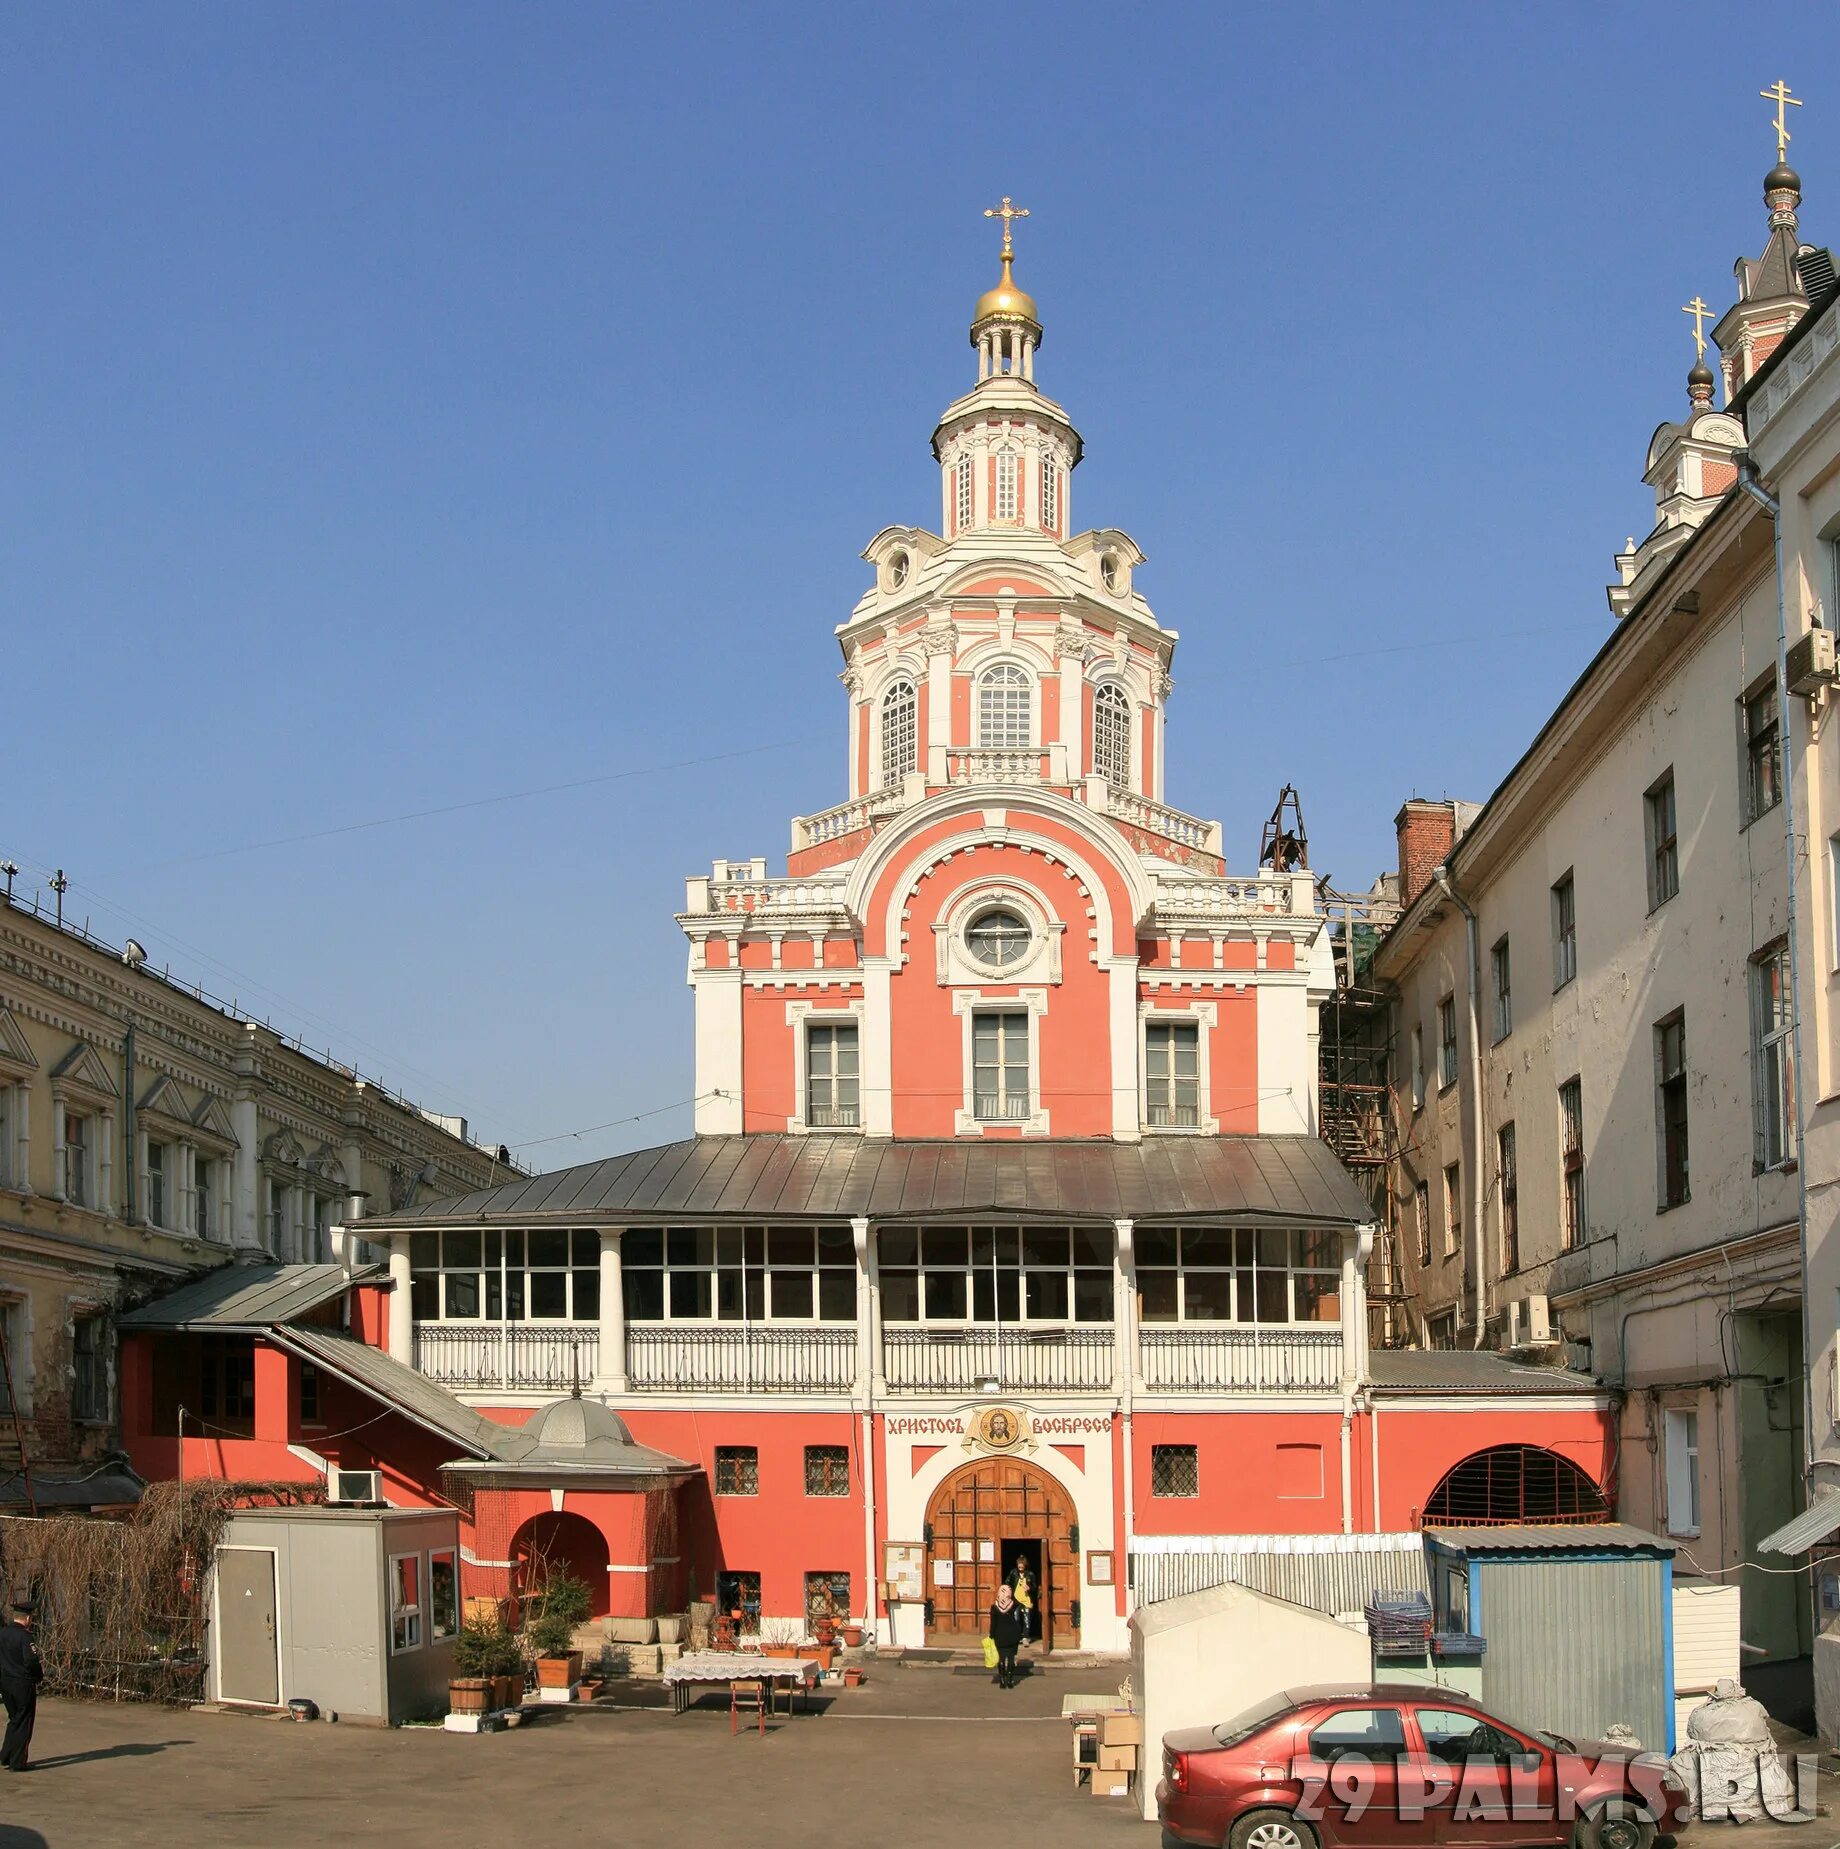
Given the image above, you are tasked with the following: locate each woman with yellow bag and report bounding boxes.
[986,1583,1026,1689]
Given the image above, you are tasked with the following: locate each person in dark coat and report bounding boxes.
[0,1599,41,1773]
[987,1583,1026,1689]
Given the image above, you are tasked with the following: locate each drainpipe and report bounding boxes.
[1115,1218,1138,1619]
[1433,866,1488,1347]
[1736,456,1816,1477]
[852,1216,878,1640]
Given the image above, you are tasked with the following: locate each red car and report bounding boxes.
[1158,1683,1689,1849]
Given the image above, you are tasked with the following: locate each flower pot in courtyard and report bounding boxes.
[449,1678,492,1715]
[536,1652,584,1690]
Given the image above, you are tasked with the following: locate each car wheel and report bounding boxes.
[1577,1799,1656,1849]
[1229,1808,1319,1849]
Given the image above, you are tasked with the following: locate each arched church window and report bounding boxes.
[1040,455,1058,531]
[966,907,1032,969]
[977,663,1032,748]
[1092,683,1132,790]
[994,452,1019,522]
[956,456,975,532]
[880,678,917,791]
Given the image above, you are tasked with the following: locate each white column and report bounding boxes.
[387,1232,414,1364]
[851,1216,874,1401]
[99,1111,114,1217]
[1022,334,1034,382]
[692,963,744,1134]
[861,960,894,1137]
[926,636,953,785]
[598,1227,628,1392]
[232,1090,260,1250]
[51,1102,66,1203]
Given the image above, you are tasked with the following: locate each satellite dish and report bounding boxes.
[122,939,148,968]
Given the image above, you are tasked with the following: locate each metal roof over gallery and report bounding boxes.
[362,1132,1377,1230]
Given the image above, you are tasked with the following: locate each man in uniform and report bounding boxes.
[0,1596,42,1772]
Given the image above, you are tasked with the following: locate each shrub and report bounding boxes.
[451,1615,523,1679]
[524,1566,593,1658]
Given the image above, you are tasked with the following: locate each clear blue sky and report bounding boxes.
[4,4,1834,1168]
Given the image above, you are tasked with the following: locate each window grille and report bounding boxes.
[715,1446,759,1496]
[1150,1445,1199,1498]
[804,1446,851,1496]
[879,679,917,790]
[1092,683,1131,789]
[977,664,1032,747]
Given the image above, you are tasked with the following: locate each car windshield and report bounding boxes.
[1212,1692,1292,1747]
[1483,1708,1573,1754]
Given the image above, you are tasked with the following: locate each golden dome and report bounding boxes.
[972,252,1040,332]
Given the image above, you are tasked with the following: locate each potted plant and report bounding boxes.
[450,1613,524,1714]
[758,1617,803,1660]
[839,1621,864,1648]
[525,1567,594,1695]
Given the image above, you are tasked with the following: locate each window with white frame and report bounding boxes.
[1442,1162,1460,1257]
[972,1010,1031,1121]
[623,1226,855,1322]
[1410,1026,1425,1111]
[1664,1407,1701,1536]
[805,1021,860,1128]
[877,1225,1112,1323]
[390,1552,423,1652]
[1751,942,1794,1170]
[1552,872,1577,989]
[1560,1077,1585,1248]
[994,451,1018,522]
[1092,683,1132,789]
[1040,452,1058,530]
[429,1547,458,1640]
[190,1155,217,1240]
[955,454,974,531]
[1144,1019,1199,1127]
[1437,996,1458,1089]
[1491,937,1512,1042]
[1646,770,1679,908]
[965,907,1032,969]
[1742,682,1782,826]
[409,1228,602,1321]
[63,1110,92,1208]
[71,1312,107,1424]
[976,663,1032,748]
[145,1139,170,1229]
[1135,1226,1341,1325]
[879,678,917,790]
[265,1177,290,1256]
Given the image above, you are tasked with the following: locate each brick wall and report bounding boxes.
[1395,800,1458,910]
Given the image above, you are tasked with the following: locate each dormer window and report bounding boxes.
[1041,455,1058,531]
[977,663,1032,748]
[995,452,1018,522]
[956,456,974,532]
[887,550,909,590]
[1100,553,1120,593]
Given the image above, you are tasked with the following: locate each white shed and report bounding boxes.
[1128,1579,1371,1824]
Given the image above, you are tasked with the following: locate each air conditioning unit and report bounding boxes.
[1504,1300,1523,1348]
[1787,627,1838,696]
[1524,1294,1554,1343]
[326,1468,382,1506]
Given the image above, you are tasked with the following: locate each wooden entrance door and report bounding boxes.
[924,1457,1078,1648]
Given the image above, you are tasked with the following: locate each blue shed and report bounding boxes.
[1425,1524,1678,1752]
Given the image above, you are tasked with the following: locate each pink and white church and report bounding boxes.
[118,211,1615,1658]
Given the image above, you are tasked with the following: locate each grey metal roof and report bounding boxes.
[1426,1523,1673,1556]
[116,1263,380,1331]
[1756,1493,1840,1556]
[366,1133,1376,1229]
[270,1326,517,1461]
[1367,1350,1605,1396]
[0,1464,144,1509]
[444,1395,696,1480]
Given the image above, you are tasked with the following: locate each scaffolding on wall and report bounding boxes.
[1319,879,1408,1349]
[1254,787,1410,1350]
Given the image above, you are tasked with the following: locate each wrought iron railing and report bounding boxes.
[624,1323,857,1393]
[1137,1325,1342,1392]
[412,1321,601,1390]
[880,1326,1115,1393]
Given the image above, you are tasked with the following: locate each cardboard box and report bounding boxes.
[1090,1773,1133,1800]
[1100,1711,1144,1747]
[1097,1743,1138,1772]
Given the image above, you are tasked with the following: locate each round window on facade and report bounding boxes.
[965,907,1033,969]
[888,551,910,590]
[1100,553,1120,593]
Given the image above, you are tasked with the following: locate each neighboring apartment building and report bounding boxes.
[0,891,515,1508]
[1370,152,1838,1678]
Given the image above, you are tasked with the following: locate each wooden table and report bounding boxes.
[663,1651,820,1716]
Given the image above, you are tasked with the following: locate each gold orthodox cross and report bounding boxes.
[1682,296,1712,360]
[984,196,1029,259]
[1761,79,1802,163]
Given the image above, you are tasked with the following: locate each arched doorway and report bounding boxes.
[1421,1444,1610,1527]
[510,1510,612,1618]
[924,1456,1079,1649]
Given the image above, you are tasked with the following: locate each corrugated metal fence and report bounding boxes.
[1130,1533,1428,1614]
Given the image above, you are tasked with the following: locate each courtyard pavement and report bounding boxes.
[0,1662,1834,1849]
